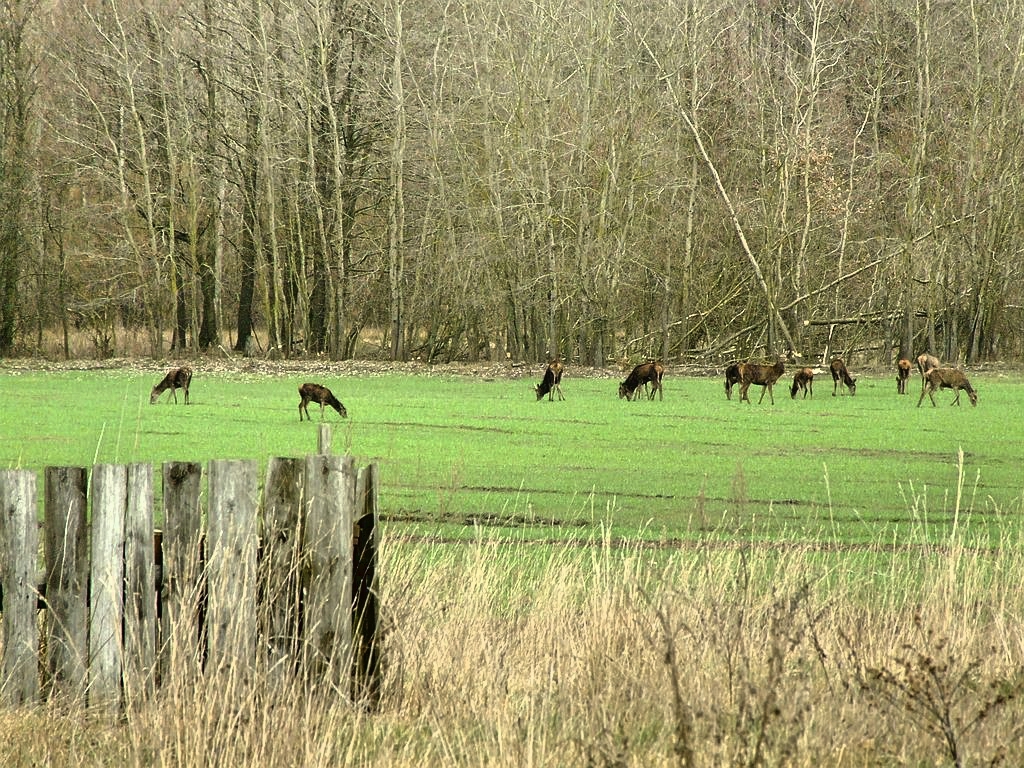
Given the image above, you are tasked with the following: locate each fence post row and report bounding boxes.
[0,451,380,711]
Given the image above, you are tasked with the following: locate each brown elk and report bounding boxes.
[150,366,192,404]
[916,353,940,391]
[299,383,348,421]
[738,357,785,404]
[896,358,912,394]
[790,367,814,399]
[619,361,664,401]
[917,367,978,407]
[535,359,565,401]
[724,363,742,400]
[830,358,857,396]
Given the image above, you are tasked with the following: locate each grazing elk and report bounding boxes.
[790,367,814,399]
[916,353,940,391]
[896,358,912,394]
[619,361,664,401]
[298,383,348,421]
[917,367,978,407]
[738,357,785,404]
[535,359,565,401]
[724,363,742,400]
[830,358,857,396]
[150,366,192,404]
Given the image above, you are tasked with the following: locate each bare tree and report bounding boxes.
[954,1,1024,362]
[0,0,37,355]
[191,0,227,351]
[5,0,1023,365]
[386,0,406,361]
[638,4,799,357]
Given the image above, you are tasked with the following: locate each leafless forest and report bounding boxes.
[1,0,1022,366]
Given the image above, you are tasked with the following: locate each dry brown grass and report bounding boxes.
[3,533,1023,767]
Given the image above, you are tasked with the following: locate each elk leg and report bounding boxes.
[758,384,769,404]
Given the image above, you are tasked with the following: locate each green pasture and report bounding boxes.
[1,364,1021,549]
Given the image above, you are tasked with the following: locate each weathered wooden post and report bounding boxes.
[317,423,332,455]
[0,470,40,707]
[206,459,259,679]
[123,463,156,705]
[43,466,89,701]
[302,453,354,689]
[88,464,127,712]
[262,457,305,676]
[160,461,204,679]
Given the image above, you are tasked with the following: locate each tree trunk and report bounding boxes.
[234,106,260,354]
[387,0,406,362]
[172,257,188,350]
[197,248,219,350]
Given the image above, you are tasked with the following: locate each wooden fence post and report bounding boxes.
[318,423,332,455]
[302,453,354,690]
[43,466,89,702]
[160,461,204,679]
[0,469,40,707]
[123,463,156,706]
[206,459,259,679]
[262,457,305,677]
[88,464,127,713]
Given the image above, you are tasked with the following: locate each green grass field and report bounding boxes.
[1,363,1021,548]
[4,362,1024,767]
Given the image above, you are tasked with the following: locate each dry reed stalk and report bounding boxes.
[3,528,1023,767]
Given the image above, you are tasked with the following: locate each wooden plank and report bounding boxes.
[123,463,155,705]
[353,462,382,707]
[88,464,127,712]
[160,461,204,678]
[317,423,332,455]
[262,457,305,677]
[0,470,40,707]
[302,453,354,689]
[206,459,258,678]
[43,466,89,702]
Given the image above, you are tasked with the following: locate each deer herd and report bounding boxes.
[146,349,978,420]
[650,350,977,408]
[544,351,978,409]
